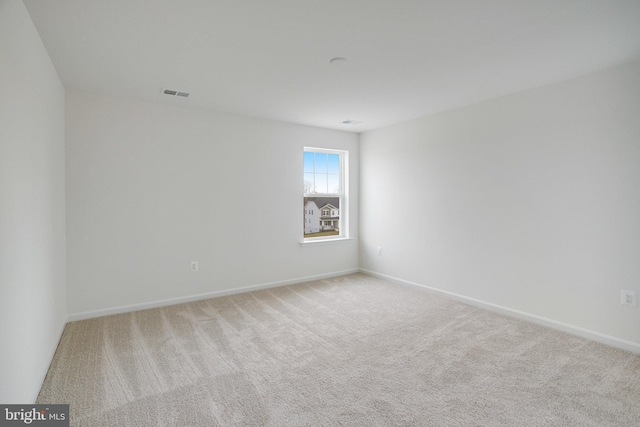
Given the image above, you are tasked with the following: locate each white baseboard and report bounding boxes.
[361,268,640,355]
[68,269,360,322]
[32,316,67,403]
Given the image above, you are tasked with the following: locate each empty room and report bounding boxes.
[2,0,640,425]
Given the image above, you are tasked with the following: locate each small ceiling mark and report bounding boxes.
[162,89,190,97]
[342,120,362,125]
[330,57,347,65]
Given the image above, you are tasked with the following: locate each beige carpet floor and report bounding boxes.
[38,273,640,426]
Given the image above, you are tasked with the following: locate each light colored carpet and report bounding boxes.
[38,273,640,426]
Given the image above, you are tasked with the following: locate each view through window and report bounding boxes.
[303,148,347,240]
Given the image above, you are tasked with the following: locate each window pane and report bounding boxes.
[315,153,327,173]
[304,196,340,238]
[328,154,340,174]
[303,151,315,173]
[314,173,328,193]
[328,174,340,193]
[304,172,315,193]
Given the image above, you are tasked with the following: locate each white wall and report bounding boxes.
[0,0,67,403]
[66,91,359,317]
[360,60,640,347]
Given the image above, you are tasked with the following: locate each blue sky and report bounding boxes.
[304,151,340,194]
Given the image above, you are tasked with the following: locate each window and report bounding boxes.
[303,148,348,241]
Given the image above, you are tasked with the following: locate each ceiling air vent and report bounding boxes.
[161,89,190,98]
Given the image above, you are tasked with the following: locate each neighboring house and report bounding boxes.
[304,201,320,234]
[319,203,339,231]
[304,199,340,235]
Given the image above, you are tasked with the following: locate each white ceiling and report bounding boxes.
[24,0,640,132]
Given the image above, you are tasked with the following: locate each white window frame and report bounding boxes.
[303,147,349,243]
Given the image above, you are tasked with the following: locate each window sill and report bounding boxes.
[299,237,354,247]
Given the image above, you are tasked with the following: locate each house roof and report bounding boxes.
[319,204,338,211]
[304,198,339,210]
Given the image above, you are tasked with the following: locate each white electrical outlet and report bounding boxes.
[621,290,636,306]
[190,261,199,272]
